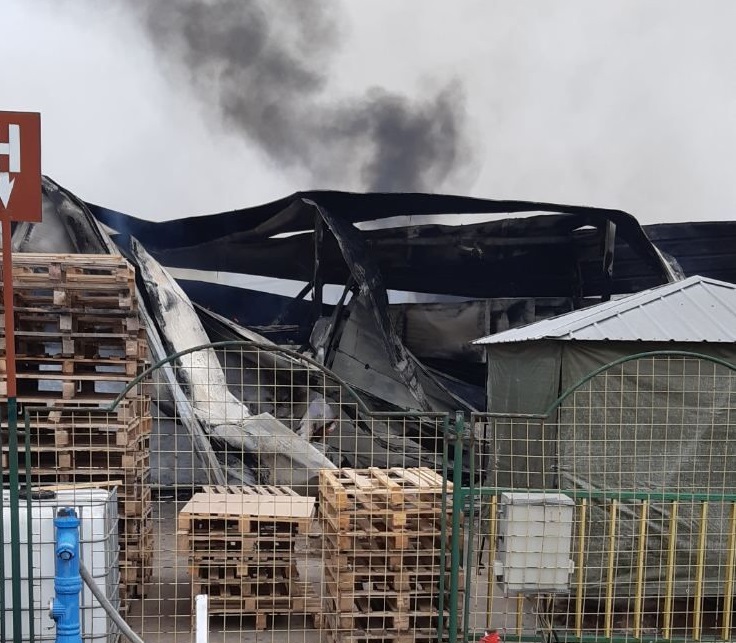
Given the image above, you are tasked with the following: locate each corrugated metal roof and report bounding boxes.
[473,276,736,345]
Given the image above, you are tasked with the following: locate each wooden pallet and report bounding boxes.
[0,254,151,608]
[191,559,299,580]
[179,488,315,537]
[5,334,147,360]
[319,468,450,511]
[4,353,141,377]
[3,440,149,471]
[200,484,301,496]
[327,630,447,643]
[320,516,446,551]
[120,530,154,562]
[119,511,152,536]
[10,312,140,337]
[180,485,322,622]
[3,255,137,310]
[190,551,304,567]
[205,580,321,618]
[2,427,144,451]
[183,532,296,557]
[20,415,152,449]
[326,545,451,573]
[320,499,449,532]
[117,485,152,517]
[319,467,460,638]
[324,563,456,597]
[323,597,447,632]
[1,395,149,421]
[0,416,153,451]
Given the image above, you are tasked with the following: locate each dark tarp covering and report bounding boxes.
[487,340,736,597]
[89,191,675,299]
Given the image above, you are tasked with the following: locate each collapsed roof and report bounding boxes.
[16,176,735,489]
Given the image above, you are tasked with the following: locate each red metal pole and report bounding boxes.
[2,215,15,397]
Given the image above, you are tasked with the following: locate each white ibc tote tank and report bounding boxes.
[2,487,120,643]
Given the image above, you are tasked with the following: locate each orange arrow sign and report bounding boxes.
[0,111,42,222]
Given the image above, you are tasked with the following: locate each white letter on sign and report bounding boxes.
[0,124,20,208]
[0,124,21,173]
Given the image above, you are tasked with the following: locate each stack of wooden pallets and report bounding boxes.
[178,485,321,630]
[319,467,459,643]
[0,253,152,610]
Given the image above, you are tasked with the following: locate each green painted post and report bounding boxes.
[0,406,5,643]
[463,424,476,643]
[448,411,465,643]
[7,397,23,643]
[23,409,35,643]
[438,415,450,642]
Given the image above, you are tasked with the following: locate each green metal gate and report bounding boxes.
[5,346,736,642]
[459,351,736,643]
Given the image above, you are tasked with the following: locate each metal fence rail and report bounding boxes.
[4,345,736,643]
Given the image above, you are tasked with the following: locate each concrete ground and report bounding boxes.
[118,500,535,643]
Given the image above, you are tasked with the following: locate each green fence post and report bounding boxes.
[438,415,450,642]
[24,408,35,643]
[449,410,465,643]
[0,407,5,643]
[463,419,476,643]
[7,397,23,643]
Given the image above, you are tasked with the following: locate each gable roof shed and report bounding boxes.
[473,275,736,345]
[473,276,736,416]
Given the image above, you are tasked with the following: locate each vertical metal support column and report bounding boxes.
[463,424,476,643]
[633,500,649,639]
[693,502,709,641]
[574,498,587,638]
[438,415,450,643]
[7,397,23,643]
[0,422,4,643]
[50,507,83,643]
[604,499,618,639]
[448,411,465,643]
[722,502,736,640]
[486,495,498,630]
[663,501,679,640]
[3,217,24,643]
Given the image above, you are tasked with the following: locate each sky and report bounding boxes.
[3,1,736,224]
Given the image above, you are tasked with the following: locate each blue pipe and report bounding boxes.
[50,507,83,643]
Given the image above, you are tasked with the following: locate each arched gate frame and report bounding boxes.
[3,340,457,643]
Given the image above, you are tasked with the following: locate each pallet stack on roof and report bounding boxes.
[319,467,460,643]
[0,253,152,610]
[178,485,321,630]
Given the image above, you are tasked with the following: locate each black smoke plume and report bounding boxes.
[129,0,474,192]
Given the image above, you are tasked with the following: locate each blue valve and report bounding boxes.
[50,507,83,643]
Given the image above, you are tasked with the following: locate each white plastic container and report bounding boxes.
[2,488,120,642]
[494,491,575,594]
